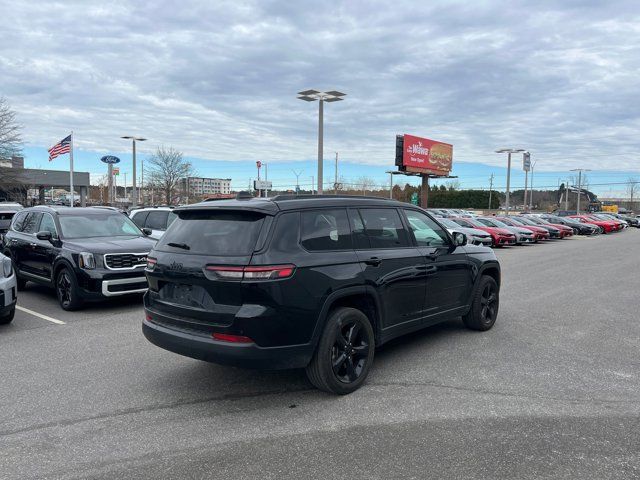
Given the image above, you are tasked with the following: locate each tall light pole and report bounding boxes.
[121,136,147,208]
[496,148,525,214]
[570,168,591,214]
[292,170,302,194]
[297,90,346,194]
[529,159,537,211]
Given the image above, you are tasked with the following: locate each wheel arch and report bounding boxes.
[311,286,383,348]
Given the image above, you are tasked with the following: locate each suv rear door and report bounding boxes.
[349,207,427,331]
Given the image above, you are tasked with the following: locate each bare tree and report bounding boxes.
[0,97,22,159]
[356,176,375,195]
[626,177,639,210]
[146,146,194,205]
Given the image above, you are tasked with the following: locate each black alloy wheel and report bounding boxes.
[306,307,375,394]
[331,318,371,384]
[56,268,82,311]
[479,282,498,326]
[463,275,499,331]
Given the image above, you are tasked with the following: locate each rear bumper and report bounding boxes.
[142,315,314,370]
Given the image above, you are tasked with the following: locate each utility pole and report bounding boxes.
[488,173,494,211]
[311,176,314,195]
[124,172,127,203]
[389,172,393,199]
[565,178,570,211]
[570,168,591,214]
[334,152,338,194]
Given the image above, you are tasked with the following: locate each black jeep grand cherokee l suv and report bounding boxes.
[3,206,156,310]
[143,195,501,394]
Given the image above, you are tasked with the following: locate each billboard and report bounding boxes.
[395,134,453,176]
[254,180,272,190]
[523,152,531,172]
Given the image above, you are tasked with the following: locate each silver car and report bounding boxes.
[0,252,17,324]
[437,218,493,246]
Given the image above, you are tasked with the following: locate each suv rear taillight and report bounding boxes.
[205,264,296,281]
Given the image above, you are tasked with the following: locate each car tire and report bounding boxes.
[56,268,83,311]
[0,306,15,325]
[305,307,375,395]
[462,275,499,331]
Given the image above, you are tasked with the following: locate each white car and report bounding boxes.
[0,253,17,324]
[129,207,177,240]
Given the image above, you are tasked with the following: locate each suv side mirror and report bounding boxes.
[142,228,152,236]
[452,231,467,247]
[36,231,52,241]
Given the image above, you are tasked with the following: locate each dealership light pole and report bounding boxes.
[496,148,525,214]
[570,168,591,214]
[529,159,537,211]
[297,90,346,194]
[121,136,147,208]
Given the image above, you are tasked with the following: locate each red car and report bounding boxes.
[450,217,516,247]
[569,215,617,233]
[587,214,626,231]
[495,216,550,241]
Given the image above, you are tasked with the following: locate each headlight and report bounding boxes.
[1,257,11,278]
[78,252,96,270]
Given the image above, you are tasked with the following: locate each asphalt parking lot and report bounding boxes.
[1,231,639,479]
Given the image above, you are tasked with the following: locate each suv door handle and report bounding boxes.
[364,257,382,267]
[29,242,37,247]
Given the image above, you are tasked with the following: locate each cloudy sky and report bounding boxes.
[2,0,640,192]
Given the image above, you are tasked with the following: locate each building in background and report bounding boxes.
[182,176,232,200]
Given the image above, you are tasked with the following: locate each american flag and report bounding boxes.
[48,134,71,161]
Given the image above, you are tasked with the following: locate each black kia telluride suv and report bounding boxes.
[143,195,501,394]
[3,206,156,310]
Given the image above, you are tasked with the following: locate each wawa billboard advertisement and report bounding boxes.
[395,134,453,176]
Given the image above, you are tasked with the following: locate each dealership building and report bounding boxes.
[0,156,90,206]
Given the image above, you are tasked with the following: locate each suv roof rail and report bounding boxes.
[270,194,395,202]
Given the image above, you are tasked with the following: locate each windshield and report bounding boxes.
[58,213,142,238]
[156,210,266,256]
[438,218,460,229]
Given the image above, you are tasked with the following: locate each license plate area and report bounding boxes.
[158,283,215,310]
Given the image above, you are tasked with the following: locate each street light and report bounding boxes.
[121,136,147,208]
[529,158,537,211]
[297,89,346,194]
[570,168,591,214]
[496,148,525,214]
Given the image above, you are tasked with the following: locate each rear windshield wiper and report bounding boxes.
[166,242,190,250]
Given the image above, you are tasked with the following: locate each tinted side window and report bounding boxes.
[301,209,352,251]
[22,212,43,234]
[12,211,28,232]
[146,211,169,230]
[404,210,448,247]
[39,213,59,239]
[131,211,149,228]
[358,208,410,248]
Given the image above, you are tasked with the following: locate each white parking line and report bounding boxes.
[16,305,66,325]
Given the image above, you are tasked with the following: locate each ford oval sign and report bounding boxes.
[100,155,121,164]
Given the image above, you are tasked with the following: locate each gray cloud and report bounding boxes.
[1,0,640,171]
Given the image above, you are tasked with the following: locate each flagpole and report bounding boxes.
[69,131,74,208]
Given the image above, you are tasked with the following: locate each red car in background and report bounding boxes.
[450,217,516,247]
[495,216,550,241]
[569,215,617,233]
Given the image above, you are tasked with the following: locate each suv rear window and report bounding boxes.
[156,210,265,255]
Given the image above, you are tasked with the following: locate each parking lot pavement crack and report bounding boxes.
[0,386,312,437]
[369,380,640,406]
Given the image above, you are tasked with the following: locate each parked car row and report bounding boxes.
[426,207,636,248]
